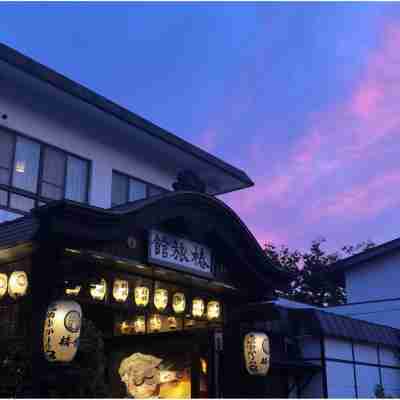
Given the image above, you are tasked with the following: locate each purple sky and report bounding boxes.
[1,3,400,252]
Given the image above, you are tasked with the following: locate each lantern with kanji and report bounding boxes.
[149,314,162,332]
[134,315,146,334]
[154,288,168,311]
[113,279,129,302]
[243,332,270,375]
[43,300,82,362]
[172,292,186,314]
[0,273,7,298]
[207,300,221,320]
[90,278,107,301]
[8,271,28,299]
[134,285,150,307]
[192,298,205,318]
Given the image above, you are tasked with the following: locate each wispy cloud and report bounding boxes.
[224,19,400,249]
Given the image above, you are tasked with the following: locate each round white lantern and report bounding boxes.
[120,321,133,335]
[134,286,150,307]
[172,292,186,314]
[149,314,162,332]
[154,288,168,311]
[90,278,107,301]
[0,273,8,298]
[113,279,129,302]
[134,315,146,334]
[43,300,82,362]
[243,332,270,376]
[8,271,28,299]
[207,301,221,320]
[192,298,205,318]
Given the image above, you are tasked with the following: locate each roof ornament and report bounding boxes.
[172,170,206,193]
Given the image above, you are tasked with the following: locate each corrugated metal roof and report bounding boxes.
[294,308,400,348]
[0,215,39,250]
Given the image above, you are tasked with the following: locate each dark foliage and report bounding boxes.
[0,317,110,398]
[265,238,375,307]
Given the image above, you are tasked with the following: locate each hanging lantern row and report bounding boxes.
[0,271,29,300]
[67,278,221,320]
[119,314,190,335]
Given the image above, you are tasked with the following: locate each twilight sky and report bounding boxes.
[1,2,400,252]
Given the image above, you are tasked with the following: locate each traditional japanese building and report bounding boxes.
[2,42,399,399]
[0,42,291,398]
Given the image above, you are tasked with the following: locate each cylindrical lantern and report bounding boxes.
[65,286,81,296]
[134,315,146,334]
[149,314,162,332]
[184,319,195,328]
[244,332,270,376]
[168,316,177,330]
[8,271,28,299]
[43,300,82,362]
[192,298,205,318]
[207,301,221,320]
[172,292,186,314]
[154,288,168,311]
[134,286,150,307]
[120,321,133,335]
[113,279,129,303]
[90,278,107,301]
[0,273,8,298]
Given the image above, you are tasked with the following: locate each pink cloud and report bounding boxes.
[312,171,400,220]
[224,19,400,248]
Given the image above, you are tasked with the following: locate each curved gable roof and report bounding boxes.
[0,192,289,286]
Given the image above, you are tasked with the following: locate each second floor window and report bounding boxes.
[111,171,167,207]
[0,128,90,220]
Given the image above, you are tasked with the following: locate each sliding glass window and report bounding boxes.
[0,127,91,221]
[111,171,167,207]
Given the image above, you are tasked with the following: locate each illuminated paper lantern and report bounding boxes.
[244,332,270,376]
[65,286,81,296]
[113,279,129,302]
[43,300,82,362]
[134,286,150,307]
[149,314,162,332]
[154,288,168,311]
[8,271,28,299]
[120,321,133,335]
[207,301,221,320]
[168,316,177,330]
[0,273,8,298]
[172,292,186,314]
[192,298,205,318]
[134,315,146,334]
[90,278,107,301]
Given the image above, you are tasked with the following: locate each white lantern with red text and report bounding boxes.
[43,300,82,362]
[244,332,270,375]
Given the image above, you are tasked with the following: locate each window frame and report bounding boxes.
[0,125,91,217]
[111,169,168,207]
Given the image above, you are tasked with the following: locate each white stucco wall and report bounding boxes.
[345,251,400,304]
[325,360,356,398]
[0,60,178,209]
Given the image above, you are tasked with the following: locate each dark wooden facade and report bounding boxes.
[0,192,289,398]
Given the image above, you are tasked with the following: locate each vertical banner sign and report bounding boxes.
[244,332,270,375]
[43,300,82,362]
